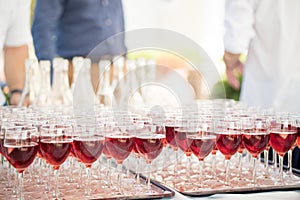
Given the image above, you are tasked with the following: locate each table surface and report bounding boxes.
[170,190,300,200]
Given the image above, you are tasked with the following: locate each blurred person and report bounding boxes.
[223,0,300,169]
[31,0,126,89]
[0,0,32,106]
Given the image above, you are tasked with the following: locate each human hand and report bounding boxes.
[223,52,243,90]
[9,92,31,107]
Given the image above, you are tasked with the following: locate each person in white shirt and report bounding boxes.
[224,0,300,112]
[223,0,300,169]
[0,0,31,106]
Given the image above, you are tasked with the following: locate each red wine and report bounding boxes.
[72,138,104,167]
[39,139,71,169]
[0,137,4,155]
[132,143,140,157]
[242,132,270,158]
[238,143,245,154]
[187,135,215,161]
[105,135,134,164]
[134,134,164,163]
[154,129,167,147]
[103,143,112,159]
[297,127,300,148]
[212,145,218,155]
[4,142,38,173]
[165,126,178,150]
[269,131,297,156]
[216,132,241,160]
[174,129,192,156]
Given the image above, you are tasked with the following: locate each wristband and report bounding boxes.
[9,89,23,97]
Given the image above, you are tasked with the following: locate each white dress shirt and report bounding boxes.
[0,0,31,105]
[224,0,300,112]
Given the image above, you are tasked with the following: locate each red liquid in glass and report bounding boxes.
[132,143,140,157]
[216,132,241,159]
[134,135,164,163]
[105,135,134,164]
[72,138,104,167]
[103,143,112,159]
[174,130,192,156]
[4,143,38,173]
[0,137,4,155]
[269,131,297,156]
[155,129,167,147]
[242,132,270,158]
[165,126,178,150]
[39,139,71,169]
[187,135,215,161]
[297,127,300,148]
[212,145,218,155]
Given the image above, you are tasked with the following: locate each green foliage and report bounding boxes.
[211,76,242,101]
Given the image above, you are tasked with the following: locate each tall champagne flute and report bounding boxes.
[215,118,242,186]
[242,118,270,185]
[134,125,165,192]
[269,118,297,184]
[72,125,104,197]
[3,126,39,200]
[39,124,72,199]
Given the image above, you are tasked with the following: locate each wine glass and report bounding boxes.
[269,117,297,184]
[3,126,39,200]
[215,118,242,186]
[39,124,73,199]
[242,117,270,185]
[104,124,135,193]
[186,126,216,187]
[132,116,152,187]
[134,123,165,192]
[72,125,104,197]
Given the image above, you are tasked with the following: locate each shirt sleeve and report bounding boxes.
[31,0,64,61]
[4,0,31,47]
[224,0,257,54]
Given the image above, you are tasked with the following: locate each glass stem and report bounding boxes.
[238,153,242,179]
[147,162,152,191]
[252,157,257,185]
[186,156,191,182]
[117,163,123,193]
[86,167,92,197]
[18,172,24,200]
[264,150,269,177]
[136,157,140,184]
[174,150,178,178]
[54,169,60,199]
[288,149,293,174]
[199,160,203,187]
[212,154,216,179]
[225,159,230,186]
[279,155,284,184]
[107,158,112,186]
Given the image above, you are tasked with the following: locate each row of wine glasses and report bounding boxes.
[0,106,168,199]
[1,100,300,199]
